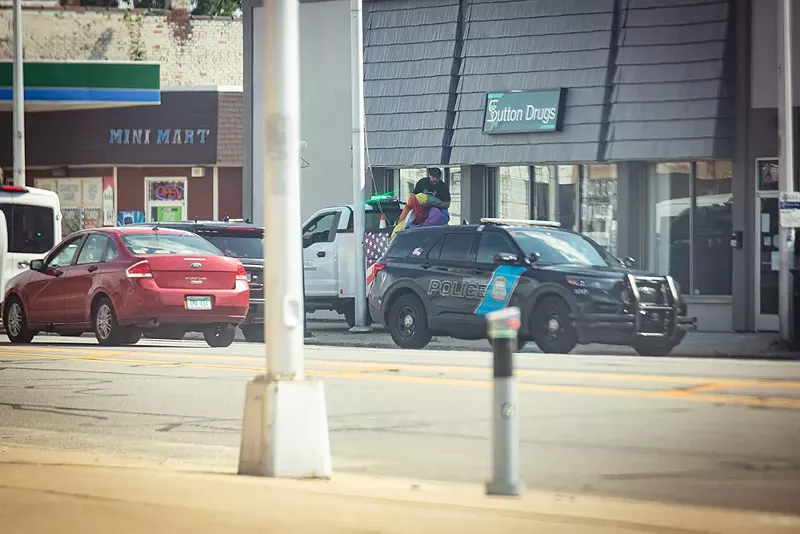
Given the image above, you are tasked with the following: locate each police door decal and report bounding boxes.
[474,265,527,316]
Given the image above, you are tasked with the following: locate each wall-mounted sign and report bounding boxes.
[149,181,185,202]
[483,89,567,134]
[109,128,212,145]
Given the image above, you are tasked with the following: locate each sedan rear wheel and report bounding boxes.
[204,323,237,348]
[93,297,129,347]
[4,298,35,344]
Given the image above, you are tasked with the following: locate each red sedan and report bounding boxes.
[2,227,250,347]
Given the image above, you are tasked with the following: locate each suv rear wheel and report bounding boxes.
[531,296,578,354]
[388,294,432,349]
[632,340,676,357]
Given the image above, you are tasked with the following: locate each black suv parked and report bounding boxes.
[367,219,697,356]
[132,219,265,342]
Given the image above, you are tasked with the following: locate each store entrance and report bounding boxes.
[145,177,187,223]
[754,158,780,332]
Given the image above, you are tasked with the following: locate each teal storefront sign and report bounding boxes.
[482,89,567,134]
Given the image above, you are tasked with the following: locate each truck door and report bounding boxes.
[302,209,342,297]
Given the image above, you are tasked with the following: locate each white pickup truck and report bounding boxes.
[302,199,402,326]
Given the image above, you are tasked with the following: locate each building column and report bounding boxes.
[732,0,753,332]
[460,165,485,224]
[616,161,647,263]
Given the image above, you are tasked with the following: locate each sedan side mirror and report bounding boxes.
[493,252,518,265]
[29,259,44,271]
[623,257,636,268]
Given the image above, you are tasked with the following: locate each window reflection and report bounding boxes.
[581,164,618,256]
[497,166,530,220]
[648,162,691,292]
[694,160,732,295]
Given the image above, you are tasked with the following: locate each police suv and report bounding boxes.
[367,218,697,356]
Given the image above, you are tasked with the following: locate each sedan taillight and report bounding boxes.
[236,262,248,281]
[126,260,153,278]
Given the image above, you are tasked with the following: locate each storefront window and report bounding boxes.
[694,160,732,295]
[497,166,529,220]
[399,168,424,201]
[581,164,618,256]
[647,163,691,292]
[35,177,106,236]
[530,165,579,230]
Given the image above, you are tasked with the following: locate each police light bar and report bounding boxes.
[479,218,561,228]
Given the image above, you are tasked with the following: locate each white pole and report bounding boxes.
[12,0,26,188]
[262,0,304,379]
[349,0,371,333]
[778,0,796,345]
[238,0,331,480]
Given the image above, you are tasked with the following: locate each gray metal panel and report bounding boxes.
[463,33,612,56]
[367,112,450,132]
[368,147,444,167]
[365,76,453,98]
[366,59,453,80]
[609,118,734,140]
[454,124,603,146]
[613,81,723,102]
[467,15,612,38]
[605,138,734,161]
[363,0,458,165]
[451,144,600,165]
[458,70,608,92]
[624,2,729,27]
[450,0,613,165]
[365,22,457,46]
[462,50,610,74]
[602,0,734,161]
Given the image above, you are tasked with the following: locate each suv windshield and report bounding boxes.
[197,230,264,259]
[121,233,223,256]
[509,228,624,268]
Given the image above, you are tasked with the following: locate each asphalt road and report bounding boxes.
[0,337,798,515]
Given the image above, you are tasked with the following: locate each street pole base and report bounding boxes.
[485,480,525,497]
[238,376,332,478]
[348,325,373,334]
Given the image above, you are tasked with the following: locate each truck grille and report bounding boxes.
[245,267,264,299]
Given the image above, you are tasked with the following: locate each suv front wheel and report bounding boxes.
[531,296,578,354]
[387,294,432,349]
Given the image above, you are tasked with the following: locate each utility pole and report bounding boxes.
[238,0,331,479]
[12,0,26,188]
[349,0,371,333]
[777,0,796,346]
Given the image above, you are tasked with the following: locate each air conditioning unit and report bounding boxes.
[191,167,205,178]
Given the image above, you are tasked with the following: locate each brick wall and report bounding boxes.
[0,7,243,87]
[217,91,243,165]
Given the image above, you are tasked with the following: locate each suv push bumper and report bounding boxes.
[571,275,697,346]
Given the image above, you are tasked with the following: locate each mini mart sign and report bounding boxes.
[482,89,567,134]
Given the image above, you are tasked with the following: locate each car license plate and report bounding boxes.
[186,296,212,310]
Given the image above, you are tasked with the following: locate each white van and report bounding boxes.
[0,185,62,303]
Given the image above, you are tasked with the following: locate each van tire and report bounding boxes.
[387,293,432,349]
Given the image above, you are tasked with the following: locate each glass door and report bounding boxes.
[756,195,780,331]
[144,177,188,223]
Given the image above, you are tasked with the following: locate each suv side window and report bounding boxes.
[476,232,516,264]
[302,212,338,247]
[384,232,419,259]
[436,233,474,262]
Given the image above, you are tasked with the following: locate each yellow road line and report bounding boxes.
[2,351,799,410]
[2,345,798,392]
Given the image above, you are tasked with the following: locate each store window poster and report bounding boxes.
[156,206,182,222]
[117,211,145,226]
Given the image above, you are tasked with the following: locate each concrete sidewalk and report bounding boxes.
[1,446,798,534]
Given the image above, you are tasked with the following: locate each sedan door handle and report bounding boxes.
[87,265,98,273]
[317,251,326,258]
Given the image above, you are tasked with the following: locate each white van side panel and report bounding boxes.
[0,188,62,299]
